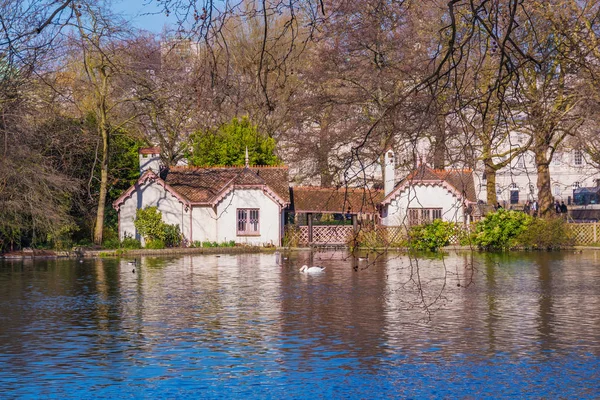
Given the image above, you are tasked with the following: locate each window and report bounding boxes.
[510,183,519,204]
[574,149,583,166]
[552,152,562,166]
[516,156,525,168]
[408,208,442,226]
[237,209,259,235]
[553,185,561,196]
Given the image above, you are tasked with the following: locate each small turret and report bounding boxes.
[139,147,161,176]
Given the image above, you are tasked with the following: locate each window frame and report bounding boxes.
[237,208,260,236]
[407,208,443,226]
[573,149,583,166]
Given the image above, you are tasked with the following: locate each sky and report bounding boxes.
[112,0,176,33]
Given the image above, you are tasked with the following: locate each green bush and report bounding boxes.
[121,235,142,249]
[134,206,182,248]
[145,239,165,249]
[408,219,457,252]
[162,224,182,247]
[102,237,121,249]
[473,209,533,250]
[134,206,164,241]
[516,216,575,250]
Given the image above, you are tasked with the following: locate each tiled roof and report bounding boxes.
[292,186,383,214]
[164,166,290,204]
[139,147,161,155]
[396,164,477,203]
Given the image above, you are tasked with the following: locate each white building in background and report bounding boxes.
[377,134,600,208]
[488,145,600,207]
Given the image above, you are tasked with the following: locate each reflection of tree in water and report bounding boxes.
[380,250,475,321]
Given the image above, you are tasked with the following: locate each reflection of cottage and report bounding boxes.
[114,148,290,246]
[380,149,478,227]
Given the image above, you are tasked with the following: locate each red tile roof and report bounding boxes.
[164,166,290,205]
[383,164,477,204]
[138,147,161,155]
[292,186,383,214]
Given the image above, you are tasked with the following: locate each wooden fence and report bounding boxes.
[569,222,600,245]
[284,222,600,247]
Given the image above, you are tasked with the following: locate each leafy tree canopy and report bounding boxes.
[187,117,280,167]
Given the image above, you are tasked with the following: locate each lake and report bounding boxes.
[1,250,599,398]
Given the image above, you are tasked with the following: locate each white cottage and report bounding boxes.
[381,151,478,227]
[113,149,290,246]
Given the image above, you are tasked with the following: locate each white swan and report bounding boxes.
[300,265,325,274]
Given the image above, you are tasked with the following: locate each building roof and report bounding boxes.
[139,147,161,155]
[113,166,290,210]
[164,166,290,205]
[382,164,477,205]
[292,186,383,214]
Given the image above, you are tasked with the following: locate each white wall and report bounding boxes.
[214,188,282,246]
[190,206,217,244]
[118,180,190,245]
[383,185,465,226]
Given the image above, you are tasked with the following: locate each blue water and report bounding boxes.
[1,251,599,398]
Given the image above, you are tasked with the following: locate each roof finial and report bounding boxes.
[245,146,249,168]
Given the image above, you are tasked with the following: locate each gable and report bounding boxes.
[113,170,189,211]
[382,165,477,206]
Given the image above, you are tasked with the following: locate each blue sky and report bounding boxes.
[112,0,175,33]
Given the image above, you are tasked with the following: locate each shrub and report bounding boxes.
[134,206,164,241]
[408,219,457,252]
[516,216,575,250]
[145,239,165,249]
[473,209,533,250]
[134,206,182,248]
[162,224,182,248]
[102,237,121,249]
[121,235,142,249]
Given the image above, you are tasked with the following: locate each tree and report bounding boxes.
[187,116,280,166]
[67,2,135,244]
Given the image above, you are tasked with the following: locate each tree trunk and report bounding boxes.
[535,147,553,218]
[484,161,498,206]
[93,124,109,245]
[432,115,446,169]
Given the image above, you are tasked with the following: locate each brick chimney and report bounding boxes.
[139,147,162,176]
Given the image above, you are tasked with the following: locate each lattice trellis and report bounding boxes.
[284,222,599,247]
[569,222,599,244]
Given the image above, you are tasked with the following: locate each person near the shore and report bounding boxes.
[560,201,568,214]
[555,200,561,213]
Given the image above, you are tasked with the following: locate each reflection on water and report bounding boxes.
[1,251,599,398]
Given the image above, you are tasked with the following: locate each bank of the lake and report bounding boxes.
[3,244,600,260]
